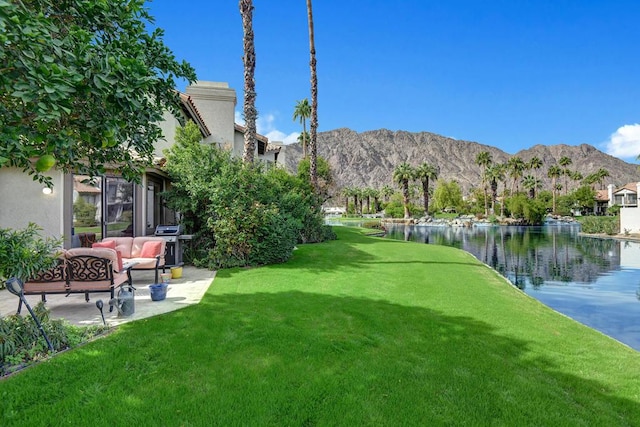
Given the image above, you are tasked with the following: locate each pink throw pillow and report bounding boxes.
[92,240,116,250]
[140,241,162,258]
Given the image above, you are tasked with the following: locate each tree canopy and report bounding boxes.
[0,0,196,186]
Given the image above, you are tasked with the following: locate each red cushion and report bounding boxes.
[93,241,116,250]
[140,241,162,258]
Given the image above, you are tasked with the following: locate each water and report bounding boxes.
[383,223,640,351]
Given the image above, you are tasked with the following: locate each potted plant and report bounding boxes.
[0,223,62,291]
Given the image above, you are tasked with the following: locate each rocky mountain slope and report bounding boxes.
[283,128,640,194]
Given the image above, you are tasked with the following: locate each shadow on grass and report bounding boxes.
[2,291,638,425]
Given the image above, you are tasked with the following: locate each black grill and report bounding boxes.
[154,225,185,266]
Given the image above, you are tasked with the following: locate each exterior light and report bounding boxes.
[42,187,53,195]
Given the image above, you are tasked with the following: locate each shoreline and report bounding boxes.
[579,232,640,243]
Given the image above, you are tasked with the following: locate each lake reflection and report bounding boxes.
[384,223,640,351]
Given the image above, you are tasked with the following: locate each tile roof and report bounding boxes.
[614,182,639,194]
[234,123,268,143]
[595,189,609,201]
[73,176,101,194]
[178,93,211,137]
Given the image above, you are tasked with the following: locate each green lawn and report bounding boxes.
[1,227,639,425]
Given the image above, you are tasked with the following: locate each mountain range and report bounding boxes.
[283,128,640,194]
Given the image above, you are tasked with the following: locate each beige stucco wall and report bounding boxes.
[185,81,236,148]
[620,206,640,234]
[156,110,181,157]
[0,168,66,240]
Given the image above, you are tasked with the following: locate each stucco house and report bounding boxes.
[0,81,283,247]
[604,182,640,234]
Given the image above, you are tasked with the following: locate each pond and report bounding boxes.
[382,223,640,351]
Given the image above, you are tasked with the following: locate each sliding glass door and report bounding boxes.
[104,176,134,238]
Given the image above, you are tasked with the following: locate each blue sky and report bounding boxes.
[148,0,640,163]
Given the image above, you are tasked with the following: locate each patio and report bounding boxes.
[0,266,215,327]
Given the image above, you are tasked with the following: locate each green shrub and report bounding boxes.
[0,303,107,377]
[73,197,97,227]
[0,223,61,290]
[162,121,334,269]
[505,194,546,225]
[607,204,621,216]
[579,216,619,235]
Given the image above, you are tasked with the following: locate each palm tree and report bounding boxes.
[306,0,318,191]
[393,162,414,219]
[340,187,353,214]
[239,0,257,165]
[363,188,373,214]
[497,162,509,217]
[596,168,610,190]
[508,156,526,194]
[529,156,543,181]
[381,185,394,203]
[486,164,505,215]
[570,171,583,189]
[559,156,572,195]
[548,165,563,214]
[414,161,438,215]
[297,131,309,148]
[371,188,381,213]
[582,172,599,190]
[293,99,311,157]
[522,175,541,198]
[352,187,360,215]
[475,151,493,216]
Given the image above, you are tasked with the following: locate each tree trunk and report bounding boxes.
[240,0,257,165]
[307,0,318,191]
[403,181,410,219]
[422,179,429,215]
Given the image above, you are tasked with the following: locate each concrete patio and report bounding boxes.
[0,266,215,327]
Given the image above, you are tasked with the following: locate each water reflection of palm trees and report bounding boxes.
[384,224,621,289]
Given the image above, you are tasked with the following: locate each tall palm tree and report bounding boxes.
[239,0,257,165]
[297,131,309,148]
[306,0,318,191]
[582,172,599,190]
[522,174,541,198]
[548,165,563,214]
[596,168,610,190]
[559,156,572,195]
[414,161,438,215]
[363,188,373,214]
[475,151,493,216]
[393,162,414,219]
[340,187,353,214]
[508,156,526,194]
[293,98,311,157]
[496,162,509,217]
[381,185,394,203]
[486,164,505,215]
[371,188,381,213]
[570,171,583,188]
[529,156,543,181]
[352,187,360,215]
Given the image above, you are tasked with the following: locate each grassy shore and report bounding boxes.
[1,227,639,425]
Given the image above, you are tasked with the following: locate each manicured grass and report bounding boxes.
[1,227,639,425]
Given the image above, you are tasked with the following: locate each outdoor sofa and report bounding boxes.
[19,247,132,314]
